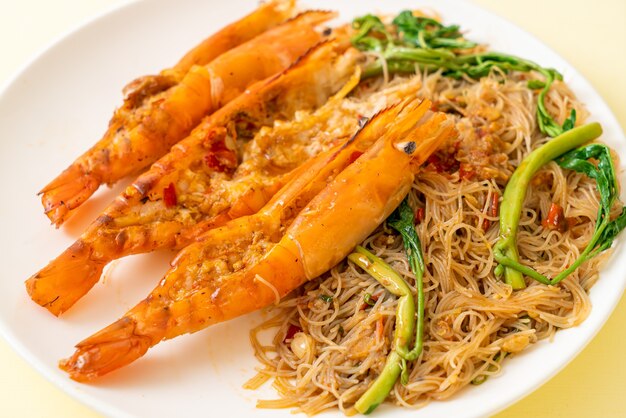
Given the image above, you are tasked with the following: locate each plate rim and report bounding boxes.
[0,1,624,417]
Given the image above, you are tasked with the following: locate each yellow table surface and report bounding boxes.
[1,0,624,416]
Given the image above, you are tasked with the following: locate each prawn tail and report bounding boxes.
[25,241,106,316]
[59,315,154,382]
[39,163,101,226]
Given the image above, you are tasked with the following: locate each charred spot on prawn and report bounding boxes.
[402,141,416,155]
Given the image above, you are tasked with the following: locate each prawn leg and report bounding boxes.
[60,99,457,381]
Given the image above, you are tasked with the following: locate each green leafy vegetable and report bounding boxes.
[351,14,392,52]
[392,10,476,50]
[561,109,577,133]
[351,10,575,137]
[363,293,376,306]
[548,143,626,280]
[319,294,333,303]
[338,325,345,337]
[494,123,626,288]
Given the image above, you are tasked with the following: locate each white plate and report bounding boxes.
[0,0,624,417]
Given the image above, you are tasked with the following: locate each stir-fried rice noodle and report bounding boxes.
[244,63,617,415]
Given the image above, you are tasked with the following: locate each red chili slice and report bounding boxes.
[163,183,177,208]
[205,150,237,172]
[284,324,302,342]
[459,164,475,181]
[427,152,459,173]
[359,293,379,311]
[490,192,499,217]
[542,202,568,232]
[204,153,220,170]
[482,192,500,231]
[414,207,425,224]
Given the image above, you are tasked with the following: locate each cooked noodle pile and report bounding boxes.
[244,65,616,414]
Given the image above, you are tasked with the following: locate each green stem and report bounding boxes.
[349,246,417,415]
[362,60,437,79]
[494,123,603,289]
[387,199,425,361]
[353,352,402,415]
[361,43,568,137]
[548,220,608,283]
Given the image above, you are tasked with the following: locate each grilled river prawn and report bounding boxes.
[60,98,456,381]
[40,5,330,226]
[27,40,363,316]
